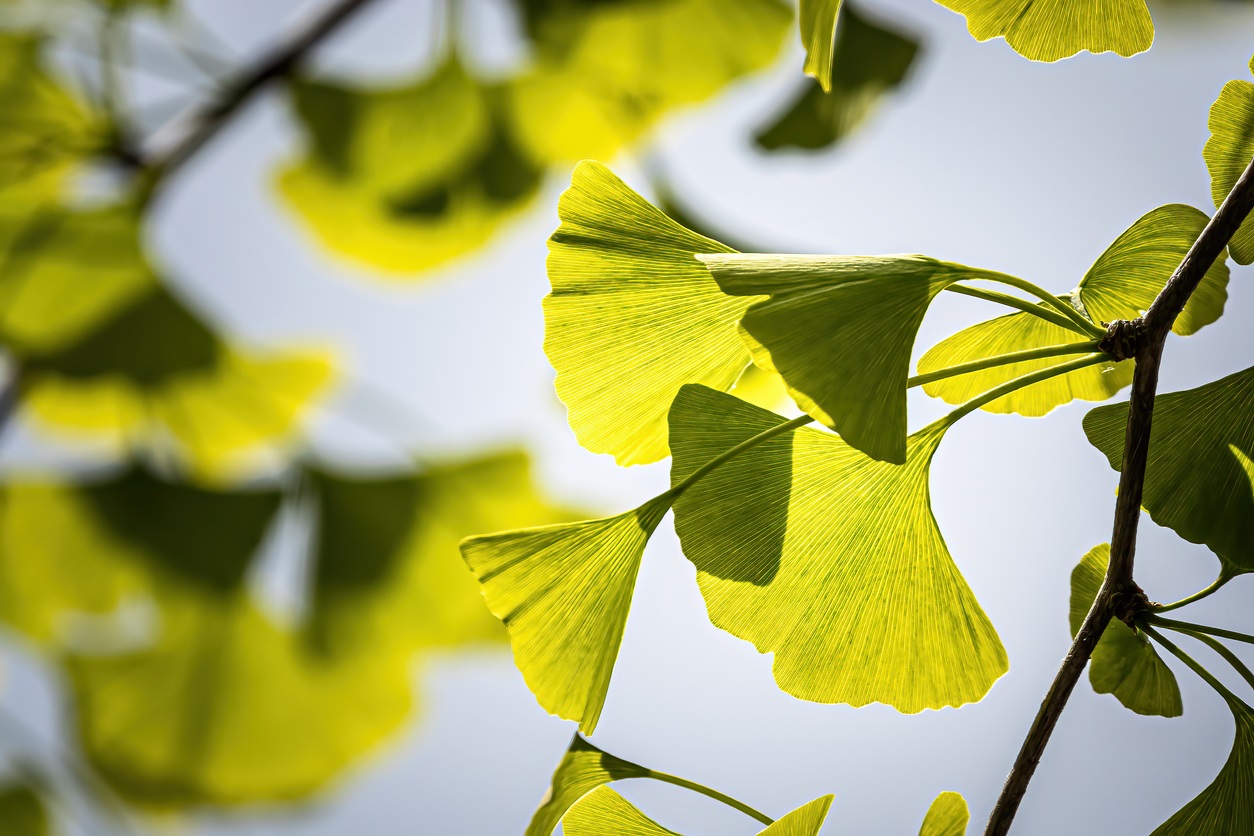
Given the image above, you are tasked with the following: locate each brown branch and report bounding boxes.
[984,152,1254,836]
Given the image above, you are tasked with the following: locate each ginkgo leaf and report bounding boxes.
[563,787,681,836]
[277,63,541,275]
[1151,700,1254,835]
[527,734,653,836]
[1084,366,1254,575]
[799,0,842,92]
[0,781,50,836]
[760,796,834,835]
[920,791,969,836]
[1070,544,1182,717]
[545,160,752,465]
[701,252,1013,463]
[460,495,671,733]
[759,3,920,151]
[1204,55,1254,264]
[934,0,1153,62]
[919,204,1225,416]
[669,385,1007,711]
[508,0,791,164]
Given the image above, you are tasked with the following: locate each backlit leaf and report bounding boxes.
[760,796,834,834]
[1204,54,1254,264]
[1151,700,1254,834]
[669,385,1006,711]
[934,0,1153,62]
[1070,544,1182,717]
[563,787,680,836]
[1083,366,1254,575]
[460,495,671,733]
[920,791,969,836]
[527,734,653,836]
[0,782,50,836]
[700,252,1012,463]
[799,0,843,92]
[545,160,750,465]
[758,3,920,151]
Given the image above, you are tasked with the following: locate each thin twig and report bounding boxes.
[984,151,1254,836]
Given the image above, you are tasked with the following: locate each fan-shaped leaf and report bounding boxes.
[563,787,680,836]
[761,796,834,835]
[669,385,1006,711]
[799,0,843,92]
[700,252,1012,463]
[920,791,969,836]
[1204,55,1254,264]
[1070,544,1182,717]
[935,0,1153,62]
[545,160,751,465]
[461,495,671,733]
[919,204,1225,416]
[1151,700,1254,834]
[527,734,653,836]
[1083,366,1254,575]
[759,3,920,151]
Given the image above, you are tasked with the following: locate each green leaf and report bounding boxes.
[508,0,791,164]
[669,385,1006,712]
[1151,700,1254,834]
[919,791,969,836]
[527,734,653,836]
[799,0,843,92]
[934,0,1153,62]
[563,787,681,836]
[918,204,1225,416]
[1070,544,1182,717]
[1083,366,1254,575]
[277,62,541,275]
[758,3,920,151]
[0,782,50,836]
[460,495,671,733]
[700,252,1011,463]
[1204,55,1254,264]
[759,796,834,834]
[545,161,751,465]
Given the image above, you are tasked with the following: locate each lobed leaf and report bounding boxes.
[935,0,1153,62]
[1204,54,1254,264]
[920,791,970,836]
[669,385,1006,712]
[1083,366,1254,576]
[1151,700,1254,834]
[460,495,671,733]
[527,734,653,836]
[799,0,843,92]
[1070,544,1182,717]
[545,160,750,465]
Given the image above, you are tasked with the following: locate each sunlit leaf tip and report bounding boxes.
[1151,701,1254,835]
[920,791,970,836]
[527,734,653,836]
[1070,544,1182,717]
[799,0,843,91]
[460,495,671,733]
[1205,53,1254,264]
[669,384,1007,712]
[934,0,1153,63]
[544,160,755,465]
[760,795,834,834]
[563,787,680,836]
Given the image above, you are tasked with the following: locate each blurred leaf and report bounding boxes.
[461,495,671,733]
[509,0,792,164]
[920,791,969,836]
[278,62,541,275]
[1151,700,1254,834]
[799,0,842,91]
[563,786,681,835]
[758,3,920,151]
[1083,366,1254,576]
[701,252,1014,463]
[0,782,50,836]
[1204,54,1254,264]
[1070,544,1182,717]
[919,204,1225,416]
[545,161,750,466]
[527,734,653,836]
[669,385,1006,712]
[934,0,1153,62]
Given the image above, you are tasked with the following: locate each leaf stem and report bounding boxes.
[668,413,813,499]
[1143,624,1250,710]
[943,284,1090,334]
[1151,574,1231,613]
[941,353,1110,426]
[1148,616,1254,647]
[646,771,774,827]
[1169,628,1254,694]
[907,341,1098,388]
[967,274,1105,338]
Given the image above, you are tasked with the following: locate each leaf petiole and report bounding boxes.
[1175,629,1254,694]
[940,352,1111,425]
[1152,573,1232,613]
[969,273,1107,338]
[1148,616,1254,647]
[906,340,1099,388]
[667,412,814,499]
[646,770,774,827]
[1143,623,1251,710]
[944,284,1090,334]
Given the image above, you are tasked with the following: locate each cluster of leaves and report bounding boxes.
[462,44,1254,836]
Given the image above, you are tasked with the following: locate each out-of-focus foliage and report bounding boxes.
[0,781,51,836]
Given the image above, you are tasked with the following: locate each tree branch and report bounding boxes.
[984,152,1254,836]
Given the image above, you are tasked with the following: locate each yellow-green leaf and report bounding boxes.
[1070,544,1182,717]
[460,495,671,733]
[527,734,653,836]
[669,385,1006,711]
[799,0,843,92]
[545,161,750,465]
[920,791,969,836]
[760,796,834,835]
[1083,366,1254,575]
[1152,700,1254,834]
[935,0,1153,62]
[563,787,680,836]
[1204,55,1254,264]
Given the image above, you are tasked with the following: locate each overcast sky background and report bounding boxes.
[4,0,1254,833]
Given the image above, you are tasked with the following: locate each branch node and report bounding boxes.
[1109,582,1152,630]
[1098,319,1143,362]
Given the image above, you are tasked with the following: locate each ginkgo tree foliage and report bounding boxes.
[461,16,1254,835]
